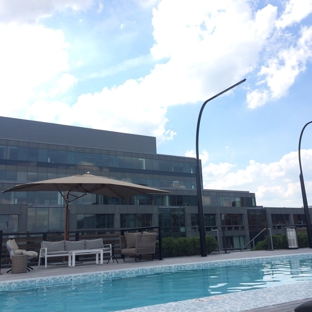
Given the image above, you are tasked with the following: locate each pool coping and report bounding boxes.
[1,252,311,293]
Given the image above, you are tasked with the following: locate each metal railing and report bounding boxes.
[0,226,162,269]
[240,228,274,251]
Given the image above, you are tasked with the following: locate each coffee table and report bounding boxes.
[68,249,103,267]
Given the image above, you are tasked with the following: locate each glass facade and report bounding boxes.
[120,214,152,228]
[0,214,18,232]
[77,214,114,229]
[158,207,186,238]
[224,236,245,249]
[0,118,262,250]
[0,141,196,190]
[247,208,267,243]
[293,214,306,226]
[271,214,290,229]
[191,214,217,232]
[203,195,256,207]
[27,207,64,232]
[221,214,244,230]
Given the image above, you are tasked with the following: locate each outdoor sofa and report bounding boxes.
[120,232,157,262]
[38,239,112,268]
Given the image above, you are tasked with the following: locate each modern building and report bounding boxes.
[0,116,310,250]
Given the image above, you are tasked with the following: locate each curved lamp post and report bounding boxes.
[298,121,312,248]
[196,78,246,257]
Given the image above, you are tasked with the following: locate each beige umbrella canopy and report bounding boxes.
[3,173,169,240]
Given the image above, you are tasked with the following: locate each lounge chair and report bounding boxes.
[6,239,38,272]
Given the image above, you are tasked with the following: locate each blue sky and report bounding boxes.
[1,0,312,207]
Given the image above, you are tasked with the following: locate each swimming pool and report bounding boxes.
[1,254,312,311]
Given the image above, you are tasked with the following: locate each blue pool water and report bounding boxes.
[1,257,312,312]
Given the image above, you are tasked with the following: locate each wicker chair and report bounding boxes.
[120,232,157,262]
[6,239,38,272]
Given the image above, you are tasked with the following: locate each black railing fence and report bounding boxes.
[0,226,162,270]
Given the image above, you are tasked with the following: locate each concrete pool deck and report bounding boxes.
[1,248,312,311]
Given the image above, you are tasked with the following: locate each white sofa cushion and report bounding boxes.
[42,241,65,252]
[65,240,85,251]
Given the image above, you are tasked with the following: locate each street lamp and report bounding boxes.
[196,79,246,257]
[298,121,312,248]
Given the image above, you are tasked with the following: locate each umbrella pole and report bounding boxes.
[64,192,69,241]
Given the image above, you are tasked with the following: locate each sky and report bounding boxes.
[1,0,312,208]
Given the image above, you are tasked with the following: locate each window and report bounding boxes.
[241,197,256,207]
[0,214,18,232]
[0,145,6,159]
[271,214,290,225]
[247,209,267,229]
[224,236,245,249]
[159,207,185,238]
[191,214,216,231]
[221,214,244,230]
[120,214,152,228]
[77,214,114,229]
[293,214,306,225]
[27,207,64,232]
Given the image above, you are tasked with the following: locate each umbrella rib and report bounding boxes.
[105,185,126,198]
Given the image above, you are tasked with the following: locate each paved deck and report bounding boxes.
[1,248,312,311]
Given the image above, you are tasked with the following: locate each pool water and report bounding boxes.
[1,258,312,312]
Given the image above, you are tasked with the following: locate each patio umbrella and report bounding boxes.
[2,173,169,240]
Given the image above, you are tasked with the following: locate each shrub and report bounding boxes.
[162,237,176,257]
[206,235,218,254]
[272,234,288,249]
[297,232,308,248]
[162,235,217,257]
[255,234,293,250]
[254,240,267,250]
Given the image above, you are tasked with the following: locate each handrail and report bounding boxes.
[240,228,273,251]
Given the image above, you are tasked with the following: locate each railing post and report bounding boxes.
[158,226,162,260]
[0,230,3,275]
[268,228,274,250]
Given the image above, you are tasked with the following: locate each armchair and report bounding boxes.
[120,232,157,262]
[6,239,38,272]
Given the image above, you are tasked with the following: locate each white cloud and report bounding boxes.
[1,0,312,146]
[276,0,312,29]
[135,0,160,9]
[247,26,312,108]
[185,150,209,164]
[202,150,312,207]
[0,0,94,23]
[0,23,74,119]
[97,2,104,14]
[27,100,73,124]
[59,0,280,142]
